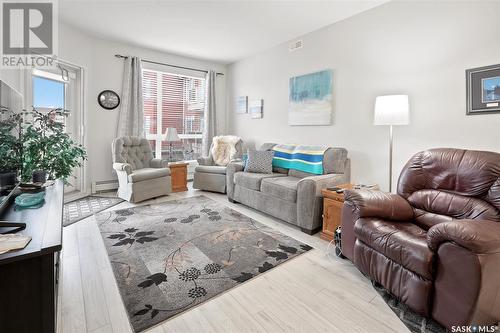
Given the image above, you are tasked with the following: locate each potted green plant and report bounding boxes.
[21,108,86,183]
[0,110,22,187]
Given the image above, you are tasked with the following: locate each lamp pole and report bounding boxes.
[389,124,393,193]
[374,94,409,193]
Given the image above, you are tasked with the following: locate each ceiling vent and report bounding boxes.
[289,39,303,52]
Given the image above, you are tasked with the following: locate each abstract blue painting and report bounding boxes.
[289,69,332,125]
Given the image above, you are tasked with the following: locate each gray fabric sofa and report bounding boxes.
[227,143,350,234]
[193,139,243,193]
[112,136,172,203]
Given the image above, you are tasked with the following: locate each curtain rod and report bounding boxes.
[114,54,224,76]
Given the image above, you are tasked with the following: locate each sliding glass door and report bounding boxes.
[26,61,85,194]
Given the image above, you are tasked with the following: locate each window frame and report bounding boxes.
[142,68,206,161]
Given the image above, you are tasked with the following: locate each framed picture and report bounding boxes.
[236,96,248,114]
[289,69,333,125]
[249,99,263,119]
[466,64,500,115]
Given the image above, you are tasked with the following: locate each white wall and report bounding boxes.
[58,23,227,189]
[227,1,500,191]
[0,69,21,93]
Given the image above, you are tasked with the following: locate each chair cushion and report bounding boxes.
[354,218,434,279]
[128,168,170,183]
[195,165,227,175]
[244,150,274,174]
[234,172,286,191]
[260,176,300,203]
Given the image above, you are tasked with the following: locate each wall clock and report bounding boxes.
[98,90,120,110]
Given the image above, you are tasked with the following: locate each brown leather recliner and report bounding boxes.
[341,148,500,329]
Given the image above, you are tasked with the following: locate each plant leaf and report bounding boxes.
[265,250,288,261]
[133,308,150,316]
[258,261,274,273]
[148,273,167,285]
[113,238,135,247]
[136,236,158,244]
[108,234,126,240]
[137,279,155,288]
[232,272,253,283]
[135,231,155,237]
[278,244,297,254]
[300,244,313,251]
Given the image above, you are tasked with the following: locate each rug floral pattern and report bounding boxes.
[95,195,312,332]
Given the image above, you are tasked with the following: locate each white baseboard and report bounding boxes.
[91,180,119,194]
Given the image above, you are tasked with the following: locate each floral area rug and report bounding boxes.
[95,195,313,332]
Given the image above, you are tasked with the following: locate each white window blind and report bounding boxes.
[142,69,206,161]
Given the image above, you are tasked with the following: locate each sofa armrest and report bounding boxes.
[197,157,213,166]
[343,189,414,221]
[296,173,347,231]
[427,220,500,254]
[226,162,245,200]
[298,173,347,196]
[113,162,132,175]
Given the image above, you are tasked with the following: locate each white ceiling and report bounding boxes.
[60,0,387,64]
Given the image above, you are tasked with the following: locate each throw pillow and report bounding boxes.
[244,150,274,174]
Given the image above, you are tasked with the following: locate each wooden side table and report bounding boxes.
[320,184,353,241]
[168,162,188,192]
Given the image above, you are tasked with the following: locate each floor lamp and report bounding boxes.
[374,95,410,192]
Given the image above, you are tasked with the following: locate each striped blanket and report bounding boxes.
[272,144,328,175]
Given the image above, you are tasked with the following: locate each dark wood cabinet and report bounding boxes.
[0,181,63,333]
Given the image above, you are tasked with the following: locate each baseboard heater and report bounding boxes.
[91,180,119,194]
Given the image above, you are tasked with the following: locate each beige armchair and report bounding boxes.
[112,136,172,203]
[193,136,243,193]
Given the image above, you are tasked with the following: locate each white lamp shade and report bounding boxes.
[164,127,180,142]
[374,95,410,125]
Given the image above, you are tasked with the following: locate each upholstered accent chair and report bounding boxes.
[341,148,500,329]
[193,136,243,193]
[112,136,172,203]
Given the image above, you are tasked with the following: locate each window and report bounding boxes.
[142,69,206,161]
[32,71,67,125]
[33,75,65,109]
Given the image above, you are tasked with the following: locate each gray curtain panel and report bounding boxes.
[202,70,217,156]
[117,56,144,137]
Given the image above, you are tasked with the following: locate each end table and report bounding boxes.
[320,184,353,241]
[168,162,189,192]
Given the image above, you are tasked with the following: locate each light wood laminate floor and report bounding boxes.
[57,185,409,333]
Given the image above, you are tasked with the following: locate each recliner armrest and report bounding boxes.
[227,162,244,173]
[344,189,414,221]
[427,219,500,254]
[197,157,213,166]
[150,158,169,168]
[113,162,132,175]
